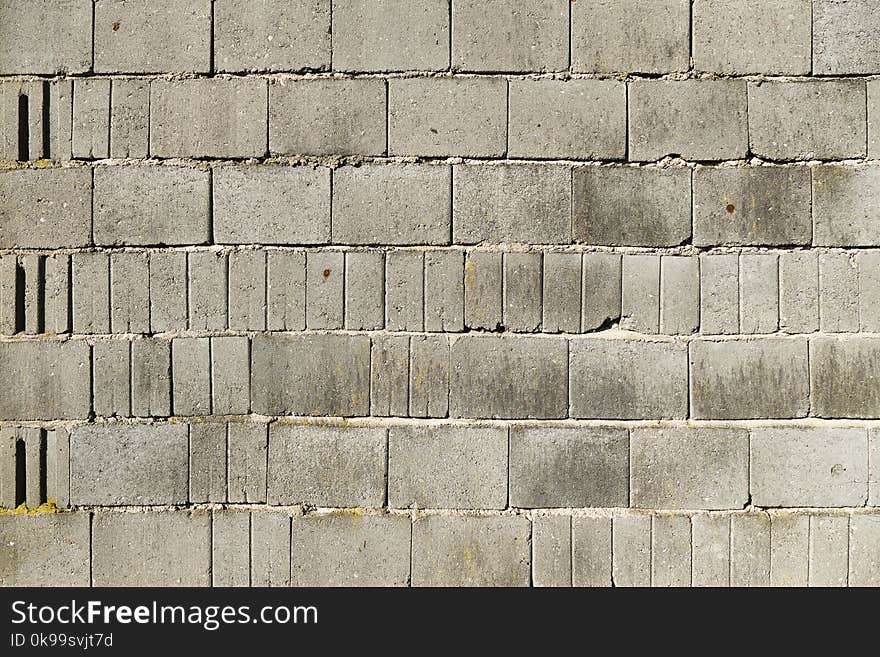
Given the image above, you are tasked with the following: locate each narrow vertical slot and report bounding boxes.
[36,256,46,334]
[17,94,29,161]
[41,81,51,159]
[14,260,25,334]
[14,439,25,507]
[38,430,47,505]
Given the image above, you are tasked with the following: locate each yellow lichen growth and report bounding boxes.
[0,499,61,516]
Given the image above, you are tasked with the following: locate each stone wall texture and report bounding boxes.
[2,0,880,587]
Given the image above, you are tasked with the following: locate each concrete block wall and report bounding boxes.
[2,0,880,587]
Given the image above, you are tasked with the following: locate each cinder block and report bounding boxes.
[0,340,90,420]
[268,424,386,507]
[690,338,810,419]
[228,250,267,331]
[693,167,811,246]
[251,512,291,586]
[612,515,651,587]
[452,0,568,72]
[333,0,449,72]
[0,0,91,74]
[503,252,542,332]
[0,168,91,248]
[92,512,211,586]
[450,335,568,419]
[149,252,187,332]
[333,165,451,245]
[110,252,150,333]
[870,82,880,158]
[212,510,249,586]
[779,252,819,334]
[858,252,880,332]
[72,79,111,159]
[93,340,131,417]
[0,80,48,161]
[424,251,464,332]
[390,425,506,509]
[453,164,571,244]
[19,255,41,334]
[509,80,626,159]
[409,335,450,418]
[94,166,211,246]
[533,516,571,587]
[190,423,227,504]
[509,427,628,508]
[215,0,330,72]
[150,79,268,158]
[569,338,688,419]
[692,514,730,586]
[631,428,749,510]
[211,337,250,415]
[385,251,424,331]
[49,80,73,160]
[730,514,771,586]
[819,253,859,333]
[701,254,741,332]
[739,254,779,334]
[770,514,809,587]
[849,516,880,586]
[46,429,70,508]
[188,251,228,330]
[228,423,267,504]
[660,256,699,335]
[629,81,748,161]
[110,80,149,158]
[291,514,411,587]
[370,335,409,417]
[621,254,660,334]
[171,338,211,416]
[582,253,621,331]
[305,251,343,329]
[251,334,370,416]
[345,252,384,330]
[572,516,612,587]
[0,514,90,586]
[131,338,171,417]
[70,423,188,505]
[0,428,18,507]
[572,0,689,73]
[810,337,880,419]
[813,0,880,74]
[214,166,330,245]
[652,515,692,588]
[0,255,15,334]
[94,0,211,73]
[43,254,70,335]
[870,430,880,507]
[749,81,867,160]
[572,167,692,247]
[809,515,849,587]
[464,251,502,331]
[813,165,880,246]
[72,252,110,334]
[267,251,306,331]
[412,515,531,587]
[693,0,811,74]
[389,78,506,157]
[19,427,42,507]
[543,253,582,334]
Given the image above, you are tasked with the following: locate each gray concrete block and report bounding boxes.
[631,427,749,510]
[409,335,450,418]
[503,252,542,332]
[698,237,739,333]
[749,81,867,160]
[72,79,111,159]
[94,0,211,73]
[533,516,571,587]
[582,253,621,332]
[870,81,880,159]
[543,253,581,334]
[690,338,810,419]
[730,514,771,586]
[572,167,691,246]
[70,423,188,505]
[93,340,131,417]
[211,337,250,415]
[228,423,267,504]
[652,515,692,587]
[345,251,385,330]
[131,338,171,417]
[110,80,149,159]
[215,166,330,245]
[212,510,249,587]
[42,255,69,335]
[621,254,660,334]
[333,0,449,72]
[813,165,880,246]
[190,423,228,504]
[215,0,330,72]
[0,428,14,507]
[858,252,880,332]
[450,335,568,419]
[49,80,73,160]
[809,515,849,587]
[412,515,531,587]
[92,511,211,586]
[0,168,91,248]
[819,252,859,333]
[629,81,747,161]
[779,252,819,334]
[0,81,19,159]
[333,164,451,245]
[0,0,91,74]
[385,251,424,331]
[306,251,343,329]
[20,427,42,507]
[0,514,90,586]
[172,338,211,416]
[509,80,626,159]
[19,255,40,335]
[810,337,880,419]
[692,514,730,586]
[150,79,267,158]
[813,0,880,74]
[72,252,110,334]
[229,250,267,331]
[693,0,811,74]
[569,338,688,419]
[291,514,411,586]
[453,164,571,244]
[389,78,506,157]
[424,250,464,332]
[370,335,409,418]
[251,334,371,416]
[268,424,386,507]
[251,512,291,586]
[572,516,612,587]
[693,166,811,246]
[46,429,70,508]
[188,251,228,330]
[870,430,879,507]
[452,0,568,72]
[464,251,502,330]
[770,514,809,587]
[739,254,779,334]
[110,252,149,333]
[660,256,699,335]
[267,251,306,331]
[0,255,15,335]
[0,340,90,420]
[509,427,629,508]
[94,166,210,246]
[149,252,187,333]
[849,515,880,586]
[612,515,651,587]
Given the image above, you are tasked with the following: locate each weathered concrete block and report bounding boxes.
[612,515,651,587]
[110,80,149,158]
[49,80,73,160]
[813,0,880,74]
[70,423,188,505]
[0,341,90,420]
[46,429,70,508]
[690,338,810,419]
[629,81,748,161]
[212,510,249,586]
[849,515,880,586]
[811,337,880,419]
[509,427,629,508]
[692,514,730,586]
[149,252,187,332]
[450,335,568,419]
[621,254,660,334]
[425,251,464,333]
[389,78,507,157]
[819,252,859,333]
[453,164,571,244]
[267,251,306,331]
[660,256,699,335]
[389,425,506,509]
[291,514,411,587]
[215,0,330,72]
[370,335,409,418]
[93,340,131,417]
[227,423,267,504]
[268,424,386,507]
[770,514,809,587]
[0,79,50,161]
[569,338,688,419]
[0,0,91,74]
[305,251,343,329]
[0,514,90,586]
[110,252,150,333]
[572,516,612,587]
[813,165,880,246]
[412,515,531,587]
[464,251,503,330]
[809,515,849,586]
[693,0,811,74]
[503,252,542,332]
[72,252,110,334]
[251,512,291,586]
[543,253,582,334]
[92,512,211,586]
[188,251,228,330]
[385,251,424,331]
[779,252,819,334]
[509,80,626,159]
[333,165,451,245]
[630,428,749,510]
[533,516,571,587]
[870,81,880,159]
[228,250,267,331]
[19,255,40,335]
[749,81,867,160]
[190,423,227,504]
[251,334,370,416]
[572,167,691,247]
[171,338,211,416]
[345,251,384,330]
[43,254,70,335]
[652,515,692,587]
[582,253,621,331]
[131,338,171,417]
[739,254,779,334]
[0,255,15,335]
[730,514,771,586]
[72,79,111,159]
[94,0,211,73]
[409,335,450,418]
[211,337,251,415]
[858,252,880,332]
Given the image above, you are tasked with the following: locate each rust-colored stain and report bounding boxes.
[725,204,736,214]
[322,268,331,278]
[112,21,121,31]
